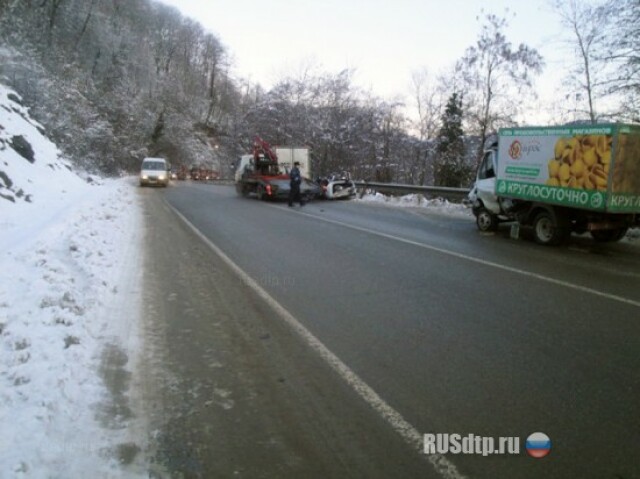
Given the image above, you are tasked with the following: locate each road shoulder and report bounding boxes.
[138,193,437,478]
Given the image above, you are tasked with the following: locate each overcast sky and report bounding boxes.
[157,0,567,109]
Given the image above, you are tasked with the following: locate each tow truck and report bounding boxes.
[235,136,318,201]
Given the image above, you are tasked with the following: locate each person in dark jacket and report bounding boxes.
[288,161,304,207]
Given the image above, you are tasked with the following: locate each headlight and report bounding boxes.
[141,175,148,179]
[158,174,166,180]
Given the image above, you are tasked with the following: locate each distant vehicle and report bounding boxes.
[177,166,188,180]
[188,165,218,181]
[201,169,219,180]
[319,174,356,200]
[140,157,169,187]
[235,136,316,201]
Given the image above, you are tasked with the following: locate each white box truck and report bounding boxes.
[468,124,640,244]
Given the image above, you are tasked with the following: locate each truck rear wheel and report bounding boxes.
[475,207,498,232]
[532,210,569,246]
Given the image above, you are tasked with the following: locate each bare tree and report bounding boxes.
[459,11,544,162]
[601,0,640,121]
[73,0,97,50]
[202,34,225,125]
[551,0,611,123]
[409,69,444,184]
[38,0,66,31]
[411,68,441,141]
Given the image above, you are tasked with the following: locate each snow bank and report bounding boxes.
[357,191,473,219]
[0,85,146,476]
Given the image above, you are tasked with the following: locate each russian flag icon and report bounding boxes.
[526,432,551,458]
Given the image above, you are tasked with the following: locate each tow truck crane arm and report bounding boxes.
[253,136,278,163]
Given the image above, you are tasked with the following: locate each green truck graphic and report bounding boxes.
[496,124,640,213]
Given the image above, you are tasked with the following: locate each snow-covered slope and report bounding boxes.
[0,85,87,205]
[0,85,147,477]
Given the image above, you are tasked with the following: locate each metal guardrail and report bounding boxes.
[199,178,470,202]
[354,181,470,201]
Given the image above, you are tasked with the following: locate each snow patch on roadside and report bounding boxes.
[624,228,640,243]
[357,192,473,219]
[0,83,147,477]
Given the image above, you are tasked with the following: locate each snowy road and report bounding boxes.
[149,181,640,479]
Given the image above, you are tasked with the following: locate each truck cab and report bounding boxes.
[468,144,503,231]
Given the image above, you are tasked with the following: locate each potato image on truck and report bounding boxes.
[468,124,640,245]
[611,130,640,202]
[546,134,612,191]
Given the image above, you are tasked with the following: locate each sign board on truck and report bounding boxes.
[495,124,640,213]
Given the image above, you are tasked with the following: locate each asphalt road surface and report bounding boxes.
[138,181,640,479]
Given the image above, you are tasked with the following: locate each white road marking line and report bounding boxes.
[291,208,640,309]
[166,202,466,479]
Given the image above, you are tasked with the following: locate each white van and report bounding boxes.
[140,157,169,187]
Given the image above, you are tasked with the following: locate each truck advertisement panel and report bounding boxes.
[495,125,640,213]
[609,124,640,212]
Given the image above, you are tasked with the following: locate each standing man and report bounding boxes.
[288,161,304,207]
